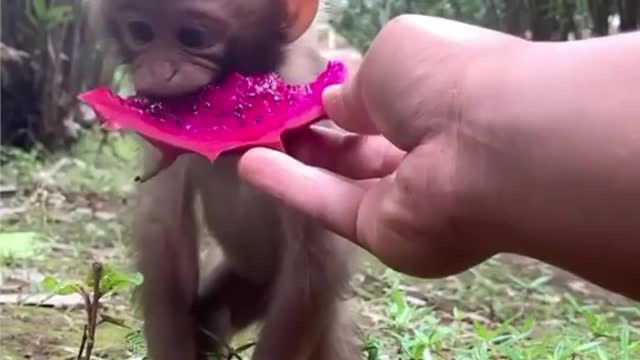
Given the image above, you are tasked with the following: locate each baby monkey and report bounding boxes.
[92,0,359,359]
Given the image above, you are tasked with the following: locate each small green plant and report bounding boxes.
[125,329,148,358]
[362,335,382,360]
[41,262,143,360]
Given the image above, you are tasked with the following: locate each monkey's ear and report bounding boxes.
[284,0,320,42]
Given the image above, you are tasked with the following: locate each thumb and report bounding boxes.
[322,75,379,135]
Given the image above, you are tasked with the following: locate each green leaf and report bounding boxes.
[56,282,81,295]
[472,320,492,341]
[92,264,144,294]
[41,276,61,291]
[452,306,463,321]
[45,5,72,30]
[125,329,148,355]
[31,0,48,20]
[529,275,553,288]
[507,274,529,288]
[41,276,82,295]
[620,321,630,360]
[0,231,43,259]
[363,336,381,360]
[521,314,535,332]
[47,5,72,24]
[575,341,603,353]
[596,346,609,360]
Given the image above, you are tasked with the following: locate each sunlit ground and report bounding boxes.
[1,129,639,360]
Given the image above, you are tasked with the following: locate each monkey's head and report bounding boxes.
[102,0,320,98]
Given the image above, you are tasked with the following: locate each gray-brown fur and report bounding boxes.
[88,0,359,359]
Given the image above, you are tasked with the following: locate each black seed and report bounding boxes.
[148,102,164,116]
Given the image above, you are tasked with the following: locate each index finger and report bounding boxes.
[285,125,405,179]
[237,147,366,241]
[322,83,379,135]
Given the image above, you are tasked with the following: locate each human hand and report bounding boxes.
[238,15,527,278]
[238,16,640,300]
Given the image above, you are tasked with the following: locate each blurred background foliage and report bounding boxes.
[1,0,639,153]
[329,0,639,51]
[1,0,118,152]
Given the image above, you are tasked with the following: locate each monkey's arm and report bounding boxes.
[251,210,356,360]
[132,149,202,359]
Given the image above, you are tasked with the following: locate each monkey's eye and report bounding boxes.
[127,20,154,44]
[177,27,209,49]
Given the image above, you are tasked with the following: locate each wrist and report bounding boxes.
[460,39,581,255]
[451,36,537,254]
[459,35,640,299]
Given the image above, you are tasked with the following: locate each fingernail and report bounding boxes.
[322,84,343,116]
[322,84,342,101]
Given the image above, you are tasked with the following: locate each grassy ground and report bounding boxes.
[1,129,639,360]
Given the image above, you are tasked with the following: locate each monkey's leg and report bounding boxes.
[307,301,360,360]
[195,263,271,356]
[251,213,356,360]
[132,155,201,360]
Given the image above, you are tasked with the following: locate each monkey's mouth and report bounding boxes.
[79,60,348,182]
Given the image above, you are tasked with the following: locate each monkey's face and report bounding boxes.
[105,0,318,99]
[107,1,238,98]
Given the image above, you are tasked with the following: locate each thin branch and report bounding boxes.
[84,262,103,360]
[76,324,88,360]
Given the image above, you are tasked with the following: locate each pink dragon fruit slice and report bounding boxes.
[78,60,347,181]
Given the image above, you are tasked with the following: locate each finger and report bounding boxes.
[322,81,379,135]
[285,125,405,179]
[237,147,365,241]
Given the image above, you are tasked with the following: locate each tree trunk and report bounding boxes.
[482,0,502,30]
[588,0,613,36]
[618,0,640,31]
[1,43,39,148]
[528,0,561,40]
[504,0,527,36]
[559,0,579,40]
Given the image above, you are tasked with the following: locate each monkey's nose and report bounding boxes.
[133,61,179,97]
[152,60,178,81]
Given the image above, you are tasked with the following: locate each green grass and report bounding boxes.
[355,256,639,359]
[1,129,638,359]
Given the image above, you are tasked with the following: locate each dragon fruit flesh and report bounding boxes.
[78,60,348,181]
